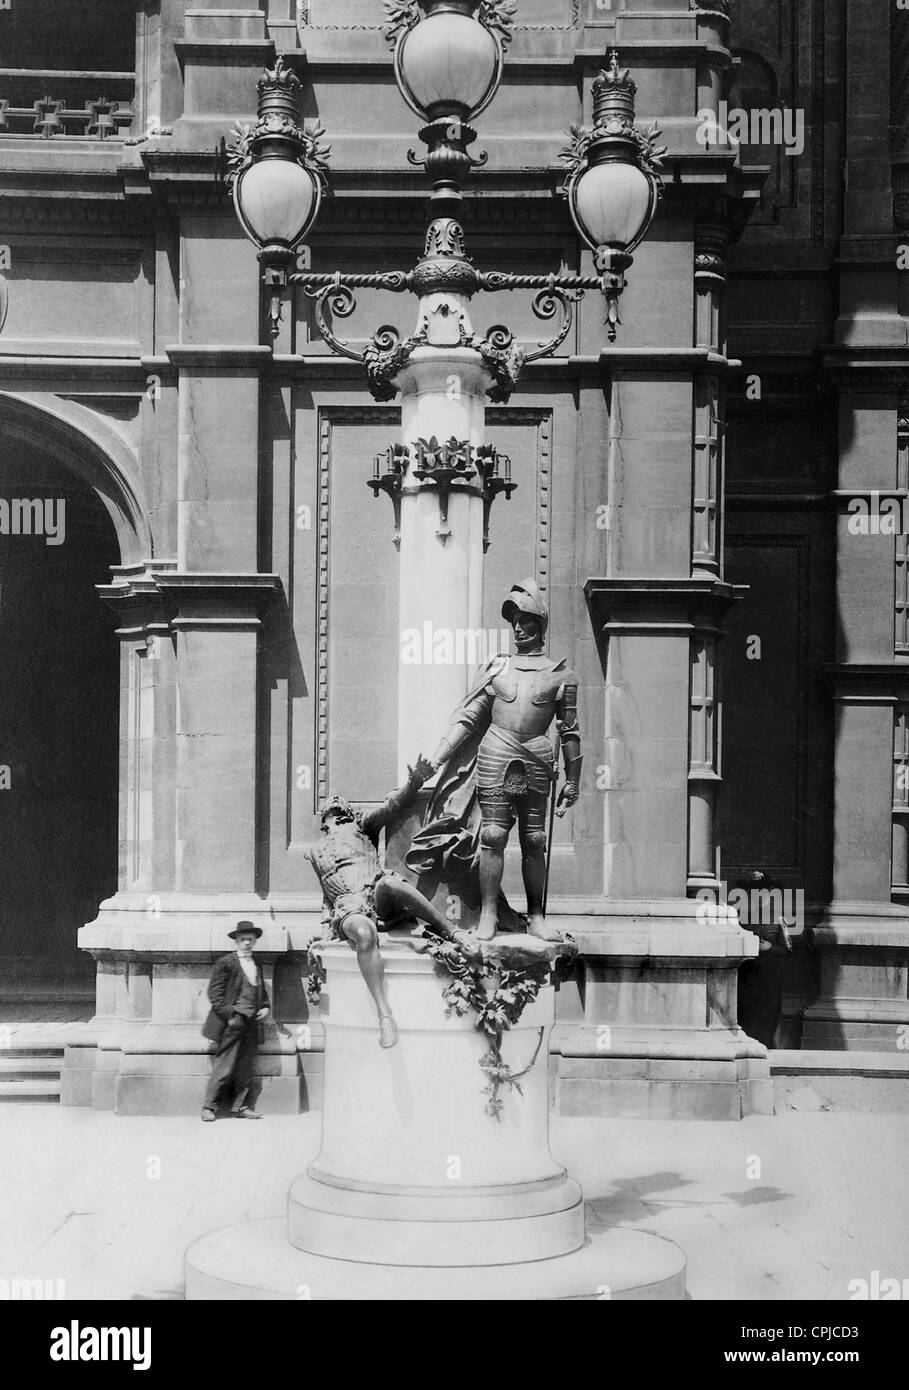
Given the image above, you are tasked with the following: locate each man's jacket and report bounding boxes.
[202,953,270,1043]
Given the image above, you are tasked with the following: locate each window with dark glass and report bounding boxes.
[1,0,135,72]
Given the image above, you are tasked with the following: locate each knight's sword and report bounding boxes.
[541,737,560,917]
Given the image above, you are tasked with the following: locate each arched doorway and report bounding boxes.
[0,400,142,1018]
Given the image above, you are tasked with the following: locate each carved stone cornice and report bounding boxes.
[0,193,151,235]
[821,348,909,393]
[265,345,740,379]
[302,0,576,37]
[173,39,275,67]
[164,345,273,370]
[824,664,909,702]
[98,564,283,637]
[97,560,178,641]
[0,357,153,387]
[156,573,283,631]
[584,578,745,650]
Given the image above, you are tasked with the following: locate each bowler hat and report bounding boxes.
[228,921,263,940]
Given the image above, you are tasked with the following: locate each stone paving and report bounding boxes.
[0,1106,905,1301]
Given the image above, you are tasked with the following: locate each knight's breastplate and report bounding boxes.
[489,658,562,737]
[311,823,379,901]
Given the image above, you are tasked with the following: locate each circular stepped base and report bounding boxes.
[287,1171,587,1265]
[185,1217,686,1301]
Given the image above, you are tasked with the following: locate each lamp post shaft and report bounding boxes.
[395,342,490,779]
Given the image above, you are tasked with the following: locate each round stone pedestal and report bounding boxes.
[290,936,583,1266]
[185,936,687,1300]
[185,1220,686,1300]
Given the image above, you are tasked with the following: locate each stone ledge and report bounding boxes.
[556,1073,772,1121]
[552,1026,767,1064]
[78,895,760,961]
[770,1050,909,1077]
[164,345,273,369]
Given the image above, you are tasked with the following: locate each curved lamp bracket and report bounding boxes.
[306,279,365,363]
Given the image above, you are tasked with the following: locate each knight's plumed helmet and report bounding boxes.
[502,578,548,638]
[320,794,355,826]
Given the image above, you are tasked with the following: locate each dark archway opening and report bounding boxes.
[0,447,119,1017]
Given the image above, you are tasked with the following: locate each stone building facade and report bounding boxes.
[0,0,905,1117]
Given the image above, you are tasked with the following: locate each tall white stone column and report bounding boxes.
[394,320,491,777]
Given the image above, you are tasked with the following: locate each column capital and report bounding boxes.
[693,218,730,286]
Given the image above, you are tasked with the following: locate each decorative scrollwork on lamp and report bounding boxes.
[364,326,431,402]
[229,24,663,383]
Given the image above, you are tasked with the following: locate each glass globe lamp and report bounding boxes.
[233,155,321,262]
[569,156,659,262]
[394,0,503,122]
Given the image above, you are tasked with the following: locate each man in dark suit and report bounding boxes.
[201,922,270,1121]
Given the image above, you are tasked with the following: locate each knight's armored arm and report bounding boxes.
[429,687,494,770]
[429,719,471,770]
[556,678,582,807]
[361,759,432,836]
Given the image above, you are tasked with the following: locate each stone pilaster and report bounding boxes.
[806,0,909,1053]
[63,213,322,1112]
[807,368,909,1052]
[65,564,321,1114]
[547,16,769,1119]
[172,1,275,151]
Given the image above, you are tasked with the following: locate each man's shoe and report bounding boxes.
[201,1109,216,1122]
[232,1106,262,1119]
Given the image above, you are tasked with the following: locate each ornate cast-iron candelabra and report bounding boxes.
[229,0,663,541]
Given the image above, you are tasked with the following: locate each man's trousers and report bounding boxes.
[203,1017,259,1112]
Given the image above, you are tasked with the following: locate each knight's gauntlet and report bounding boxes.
[563,752,583,793]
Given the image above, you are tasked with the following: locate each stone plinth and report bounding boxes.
[549,902,772,1120]
[185,935,687,1300]
[62,893,325,1114]
[803,906,909,1050]
[290,936,582,1267]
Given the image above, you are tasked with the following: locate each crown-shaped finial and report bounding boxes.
[255,55,305,136]
[592,50,638,134]
[259,54,302,98]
